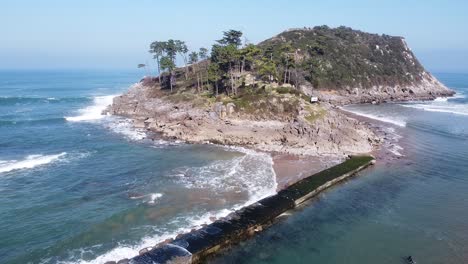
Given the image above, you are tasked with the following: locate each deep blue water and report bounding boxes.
[0,70,277,263]
[212,73,468,264]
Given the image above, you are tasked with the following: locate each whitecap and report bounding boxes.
[69,147,278,264]
[147,193,163,205]
[171,146,277,202]
[105,118,147,141]
[65,95,118,122]
[0,152,67,174]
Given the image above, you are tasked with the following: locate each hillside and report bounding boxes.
[258,26,454,103]
[109,26,454,157]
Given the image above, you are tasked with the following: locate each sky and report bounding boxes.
[1,0,467,72]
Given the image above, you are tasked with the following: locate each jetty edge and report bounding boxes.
[107,155,374,264]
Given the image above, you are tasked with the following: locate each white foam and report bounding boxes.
[400,94,468,116]
[147,193,163,205]
[69,147,277,264]
[106,118,147,141]
[172,146,277,202]
[0,153,67,174]
[65,95,118,122]
[341,107,407,127]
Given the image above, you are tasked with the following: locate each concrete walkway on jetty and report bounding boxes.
[107,155,375,264]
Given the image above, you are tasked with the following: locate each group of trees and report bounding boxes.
[147,40,188,91]
[142,29,302,95]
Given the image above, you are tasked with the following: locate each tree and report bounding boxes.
[189,51,200,92]
[137,63,149,76]
[208,63,222,96]
[160,56,176,91]
[165,39,178,61]
[198,47,209,89]
[199,47,208,60]
[279,43,295,84]
[175,40,189,80]
[239,44,261,73]
[256,58,278,82]
[217,30,243,48]
[149,41,166,82]
[211,44,240,95]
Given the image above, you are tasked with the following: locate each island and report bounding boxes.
[105,26,454,263]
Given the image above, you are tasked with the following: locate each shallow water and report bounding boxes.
[211,73,468,264]
[0,70,277,263]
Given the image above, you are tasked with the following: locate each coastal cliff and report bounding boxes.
[109,26,454,157]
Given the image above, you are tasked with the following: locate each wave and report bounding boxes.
[105,118,147,141]
[341,107,407,127]
[400,94,468,116]
[67,147,277,264]
[65,95,118,122]
[0,152,67,174]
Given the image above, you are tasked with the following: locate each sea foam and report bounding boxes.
[341,107,407,127]
[65,95,117,122]
[0,152,67,174]
[400,94,468,116]
[70,147,277,264]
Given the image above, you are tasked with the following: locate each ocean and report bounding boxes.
[1,70,467,264]
[211,73,468,264]
[0,70,277,263]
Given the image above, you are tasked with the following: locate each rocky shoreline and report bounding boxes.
[107,73,453,160]
[108,83,380,158]
[313,73,455,105]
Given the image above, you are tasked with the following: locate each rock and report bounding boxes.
[226,103,236,116]
[133,120,146,128]
[139,247,152,255]
[117,259,129,264]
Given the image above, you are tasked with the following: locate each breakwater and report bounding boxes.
[107,155,375,264]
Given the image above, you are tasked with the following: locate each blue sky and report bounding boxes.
[1,0,467,72]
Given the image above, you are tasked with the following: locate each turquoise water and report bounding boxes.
[212,73,468,264]
[0,70,277,263]
[2,71,467,264]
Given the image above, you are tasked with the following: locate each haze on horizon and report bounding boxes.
[1,0,467,73]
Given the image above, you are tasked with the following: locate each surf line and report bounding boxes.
[104,155,375,264]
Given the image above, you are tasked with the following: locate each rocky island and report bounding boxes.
[109,26,453,158]
[103,26,457,264]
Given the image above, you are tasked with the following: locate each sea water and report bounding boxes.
[212,73,468,264]
[0,70,277,263]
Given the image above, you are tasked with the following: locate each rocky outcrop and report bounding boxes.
[308,72,455,105]
[109,83,379,157]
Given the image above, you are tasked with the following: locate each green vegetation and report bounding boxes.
[304,104,326,123]
[144,26,426,112]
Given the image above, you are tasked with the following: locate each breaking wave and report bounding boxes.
[341,106,407,127]
[0,152,67,174]
[65,95,117,122]
[400,93,468,116]
[66,147,277,264]
[105,118,147,141]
